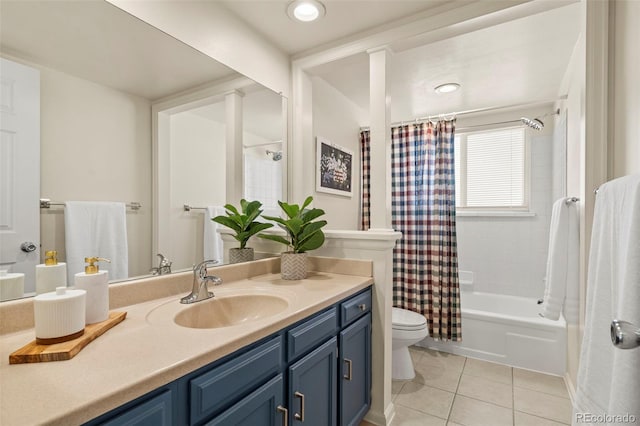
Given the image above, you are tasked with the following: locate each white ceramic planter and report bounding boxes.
[280,252,308,280]
[229,248,254,264]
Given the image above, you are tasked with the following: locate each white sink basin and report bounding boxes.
[146,290,293,329]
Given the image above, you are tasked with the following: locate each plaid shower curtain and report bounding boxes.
[360,130,371,231]
[360,121,461,341]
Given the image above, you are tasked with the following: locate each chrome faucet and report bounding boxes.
[150,253,172,275]
[180,260,222,304]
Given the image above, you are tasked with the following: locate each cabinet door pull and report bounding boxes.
[343,358,353,380]
[277,405,288,426]
[294,391,305,421]
[358,303,367,311]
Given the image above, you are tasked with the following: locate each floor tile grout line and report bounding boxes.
[512,365,516,426]
[513,383,571,400]
[513,409,571,425]
[447,355,468,422]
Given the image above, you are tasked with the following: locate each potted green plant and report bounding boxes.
[259,196,327,280]
[212,199,274,263]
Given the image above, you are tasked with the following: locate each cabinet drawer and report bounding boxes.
[102,389,173,426]
[190,335,283,424]
[340,289,372,327]
[287,307,337,361]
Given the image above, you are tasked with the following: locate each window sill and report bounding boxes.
[456,211,536,217]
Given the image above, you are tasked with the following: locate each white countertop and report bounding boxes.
[0,263,373,426]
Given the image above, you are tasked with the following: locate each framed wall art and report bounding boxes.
[316,137,353,197]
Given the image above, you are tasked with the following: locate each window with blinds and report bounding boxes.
[455,127,528,209]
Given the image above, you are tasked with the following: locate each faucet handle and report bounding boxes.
[195,259,219,280]
[157,253,172,267]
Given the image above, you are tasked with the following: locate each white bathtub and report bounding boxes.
[419,291,567,376]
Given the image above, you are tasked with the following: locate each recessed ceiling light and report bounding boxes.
[287,0,326,22]
[434,83,460,94]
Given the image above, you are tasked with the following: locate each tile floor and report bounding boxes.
[367,346,573,426]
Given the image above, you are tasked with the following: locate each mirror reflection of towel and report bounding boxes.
[64,201,128,283]
[204,206,225,264]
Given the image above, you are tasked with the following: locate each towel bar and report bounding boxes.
[40,199,141,211]
[183,204,208,212]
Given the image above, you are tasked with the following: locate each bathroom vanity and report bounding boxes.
[0,257,373,426]
[86,287,371,426]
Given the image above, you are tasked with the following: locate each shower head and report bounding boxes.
[266,150,283,161]
[520,117,544,131]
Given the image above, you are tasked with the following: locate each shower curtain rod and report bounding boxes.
[359,96,567,131]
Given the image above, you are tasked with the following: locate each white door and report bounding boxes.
[0,57,40,295]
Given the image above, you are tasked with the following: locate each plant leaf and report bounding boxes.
[258,234,290,247]
[223,204,240,215]
[301,208,325,223]
[297,230,325,253]
[212,216,242,233]
[278,200,299,219]
[247,222,274,234]
[287,217,303,235]
[301,196,313,210]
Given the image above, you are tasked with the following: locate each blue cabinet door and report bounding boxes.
[339,313,371,426]
[205,374,285,426]
[289,337,338,426]
[100,389,173,426]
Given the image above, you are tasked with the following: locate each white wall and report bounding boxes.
[556,29,585,389]
[169,111,225,270]
[455,106,555,298]
[610,0,640,177]
[311,76,367,230]
[35,62,152,279]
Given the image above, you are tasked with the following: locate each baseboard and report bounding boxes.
[363,401,396,426]
[564,372,577,405]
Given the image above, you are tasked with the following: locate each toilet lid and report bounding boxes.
[392,307,427,331]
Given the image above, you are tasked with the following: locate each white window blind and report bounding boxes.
[455,127,527,209]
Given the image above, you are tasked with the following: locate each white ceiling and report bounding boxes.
[220,0,581,123]
[218,0,449,55]
[0,0,582,131]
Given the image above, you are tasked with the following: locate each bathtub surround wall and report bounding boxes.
[455,106,554,299]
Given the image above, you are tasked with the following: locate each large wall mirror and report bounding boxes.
[0,0,286,301]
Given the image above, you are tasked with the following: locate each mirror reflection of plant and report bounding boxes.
[212,200,274,249]
[260,196,327,253]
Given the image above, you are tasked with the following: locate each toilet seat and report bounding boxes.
[392,307,427,331]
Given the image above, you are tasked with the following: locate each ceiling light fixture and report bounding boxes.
[287,0,326,22]
[434,83,460,94]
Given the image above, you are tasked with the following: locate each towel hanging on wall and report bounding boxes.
[204,206,225,264]
[573,174,640,424]
[540,197,579,321]
[64,201,128,282]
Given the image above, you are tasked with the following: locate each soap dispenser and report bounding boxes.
[74,257,110,324]
[35,250,67,294]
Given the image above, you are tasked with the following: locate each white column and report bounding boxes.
[225,90,244,206]
[315,230,401,426]
[367,47,393,231]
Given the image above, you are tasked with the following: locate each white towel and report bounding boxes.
[573,174,640,425]
[540,197,579,320]
[204,206,225,264]
[64,201,128,282]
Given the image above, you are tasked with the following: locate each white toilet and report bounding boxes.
[392,307,428,380]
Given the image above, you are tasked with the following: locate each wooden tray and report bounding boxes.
[9,311,127,364]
